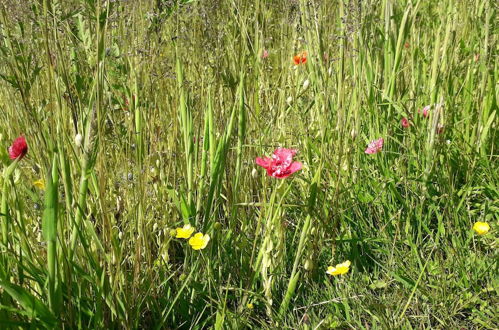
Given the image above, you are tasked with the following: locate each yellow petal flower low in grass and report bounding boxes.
[33,179,45,190]
[326,260,351,276]
[176,224,195,239]
[188,232,210,250]
[473,222,490,235]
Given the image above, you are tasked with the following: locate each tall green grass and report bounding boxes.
[0,0,497,328]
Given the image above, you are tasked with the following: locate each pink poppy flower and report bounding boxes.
[365,138,383,154]
[8,136,28,160]
[262,49,269,59]
[419,105,431,118]
[255,148,302,179]
[401,118,410,128]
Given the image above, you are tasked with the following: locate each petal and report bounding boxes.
[256,157,271,169]
[287,162,302,174]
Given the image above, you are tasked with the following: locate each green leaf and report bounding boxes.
[0,281,57,327]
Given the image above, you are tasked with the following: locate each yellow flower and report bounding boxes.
[188,232,210,250]
[175,224,195,239]
[473,222,490,235]
[246,303,254,310]
[33,179,46,190]
[326,260,351,276]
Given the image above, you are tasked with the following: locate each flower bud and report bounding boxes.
[350,128,357,139]
[75,133,83,147]
[304,258,314,271]
[286,96,293,105]
[251,168,258,178]
[302,79,310,90]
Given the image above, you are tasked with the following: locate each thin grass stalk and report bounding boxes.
[43,152,59,314]
[196,90,212,221]
[279,166,321,316]
[175,55,194,221]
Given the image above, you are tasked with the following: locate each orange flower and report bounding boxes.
[293,51,307,65]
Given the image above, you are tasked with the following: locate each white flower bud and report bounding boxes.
[286,96,293,105]
[302,79,310,90]
[251,168,258,178]
[75,133,83,147]
[350,128,357,139]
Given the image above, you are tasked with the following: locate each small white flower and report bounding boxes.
[75,133,83,147]
[286,96,293,105]
[251,168,258,178]
[446,140,451,145]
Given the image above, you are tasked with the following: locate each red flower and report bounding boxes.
[262,49,269,59]
[256,148,302,179]
[293,51,307,65]
[9,136,28,160]
[401,118,410,128]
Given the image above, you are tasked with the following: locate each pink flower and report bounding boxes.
[365,138,384,154]
[401,118,410,128]
[419,105,431,118]
[8,136,28,160]
[262,49,269,59]
[256,148,302,179]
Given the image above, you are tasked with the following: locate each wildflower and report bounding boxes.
[401,118,410,128]
[8,136,28,160]
[75,133,83,147]
[419,105,431,118]
[188,232,210,250]
[256,148,302,179]
[365,138,384,154]
[33,179,45,190]
[176,224,195,239]
[473,222,490,236]
[326,260,351,276]
[247,303,254,310]
[293,51,307,65]
[251,168,258,178]
[404,42,410,49]
[262,49,269,59]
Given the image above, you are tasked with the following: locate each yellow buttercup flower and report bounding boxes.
[33,179,46,190]
[175,224,195,239]
[326,260,351,276]
[473,222,490,236]
[188,232,210,250]
[246,303,254,310]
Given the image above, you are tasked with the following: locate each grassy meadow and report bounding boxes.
[0,0,498,328]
